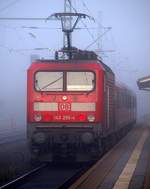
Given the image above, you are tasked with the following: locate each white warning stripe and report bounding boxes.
[34,102,96,112]
[34,102,58,111]
[71,103,96,111]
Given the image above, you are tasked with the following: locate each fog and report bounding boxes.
[0,0,150,131]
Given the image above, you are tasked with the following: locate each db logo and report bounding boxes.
[59,103,71,111]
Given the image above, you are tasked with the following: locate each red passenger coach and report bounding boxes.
[27,53,136,162]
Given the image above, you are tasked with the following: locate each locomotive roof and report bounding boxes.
[100,61,114,74]
[31,58,114,74]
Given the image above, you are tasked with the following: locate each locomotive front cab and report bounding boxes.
[34,70,96,122]
[27,60,104,161]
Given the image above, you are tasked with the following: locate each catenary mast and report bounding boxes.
[63,0,72,48]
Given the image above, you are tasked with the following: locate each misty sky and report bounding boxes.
[0,0,150,128]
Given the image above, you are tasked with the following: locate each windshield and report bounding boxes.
[35,71,95,92]
[35,72,63,91]
[67,72,94,91]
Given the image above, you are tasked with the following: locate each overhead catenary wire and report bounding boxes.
[77,1,113,58]
[0,43,54,55]
[0,0,21,13]
[85,27,112,50]
[67,0,95,41]
[80,0,95,22]
[68,0,112,56]
[0,17,58,21]
[79,0,107,30]
[0,23,62,30]
[11,47,53,52]
[0,24,52,55]
[0,0,113,59]
[0,24,98,30]
[27,32,53,51]
[0,21,52,51]
[0,44,26,56]
[0,0,102,48]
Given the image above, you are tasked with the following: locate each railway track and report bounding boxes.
[0,162,92,189]
[0,164,46,189]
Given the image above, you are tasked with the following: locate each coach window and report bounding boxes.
[66,72,95,91]
[35,72,63,91]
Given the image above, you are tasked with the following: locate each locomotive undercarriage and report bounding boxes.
[27,122,135,163]
[27,123,102,162]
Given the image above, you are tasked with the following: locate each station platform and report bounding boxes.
[69,125,150,189]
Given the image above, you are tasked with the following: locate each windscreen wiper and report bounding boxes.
[41,76,63,90]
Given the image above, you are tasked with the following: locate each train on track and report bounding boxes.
[27,50,136,162]
[27,12,136,162]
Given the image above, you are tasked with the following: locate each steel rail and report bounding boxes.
[0,164,46,189]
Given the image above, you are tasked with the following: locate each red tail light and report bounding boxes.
[44,114,52,122]
[79,114,86,121]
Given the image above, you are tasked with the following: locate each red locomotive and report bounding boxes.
[27,12,136,162]
[27,52,136,162]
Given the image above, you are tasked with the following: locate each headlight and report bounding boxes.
[87,115,95,122]
[81,132,93,144]
[32,132,46,144]
[34,114,42,122]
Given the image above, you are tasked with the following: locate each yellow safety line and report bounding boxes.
[112,130,148,189]
[69,139,123,189]
[69,128,146,189]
